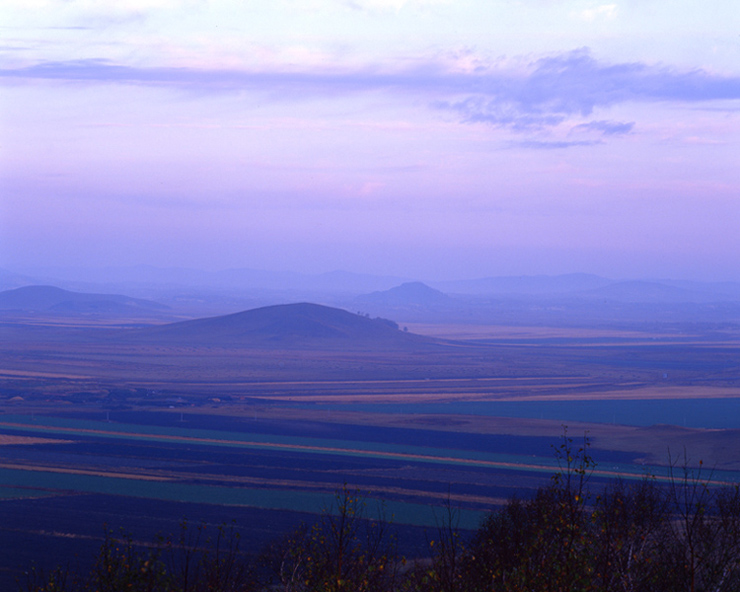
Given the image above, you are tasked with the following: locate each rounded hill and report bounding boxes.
[133,302,433,350]
[357,282,452,307]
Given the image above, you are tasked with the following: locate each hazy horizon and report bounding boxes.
[6,261,740,290]
[2,1,739,282]
[4,254,740,287]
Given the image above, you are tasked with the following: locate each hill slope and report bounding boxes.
[133,302,432,349]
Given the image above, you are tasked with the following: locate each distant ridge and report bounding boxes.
[132,302,431,349]
[13,265,410,294]
[0,285,169,314]
[574,280,732,303]
[0,268,39,291]
[432,273,612,296]
[357,282,452,307]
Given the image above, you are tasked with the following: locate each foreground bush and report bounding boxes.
[20,434,740,592]
[462,437,740,592]
[260,486,402,592]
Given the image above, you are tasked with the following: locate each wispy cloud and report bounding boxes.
[435,50,740,131]
[571,119,634,136]
[509,139,603,150]
[434,96,568,131]
[2,49,739,132]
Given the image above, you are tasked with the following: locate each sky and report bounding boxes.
[1,0,739,281]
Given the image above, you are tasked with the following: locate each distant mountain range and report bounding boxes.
[0,285,169,315]
[432,273,613,295]
[0,265,410,295]
[4,266,739,303]
[3,268,740,329]
[3,282,740,348]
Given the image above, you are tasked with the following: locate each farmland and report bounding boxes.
[1,307,740,586]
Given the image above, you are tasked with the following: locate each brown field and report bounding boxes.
[0,434,70,446]
[405,323,672,340]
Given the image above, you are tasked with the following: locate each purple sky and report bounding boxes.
[1,1,739,281]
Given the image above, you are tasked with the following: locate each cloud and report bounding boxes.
[571,119,634,136]
[433,49,740,130]
[434,96,568,131]
[509,139,603,150]
[2,49,739,132]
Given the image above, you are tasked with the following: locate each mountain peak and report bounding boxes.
[357,282,452,307]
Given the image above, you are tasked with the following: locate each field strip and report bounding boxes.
[161,471,508,507]
[256,384,605,403]
[495,386,740,401]
[0,369,92,379]
[0,419,697,483]
[0,467,485,528]
[0,419,562,473]
[0,434,71,446]
[0,462,173,482]
[251,385,740,403]
[136,376,587,389]
[404,324,671,340]
[0,457,505,506]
